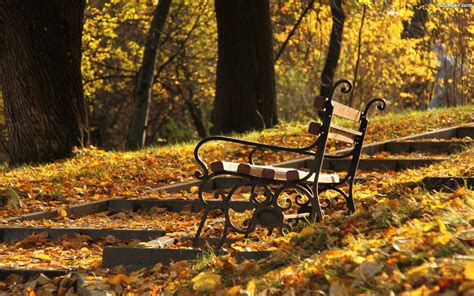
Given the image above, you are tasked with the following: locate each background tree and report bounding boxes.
[127,0,172,149]
[211,0,277,134]
[0,0,89,164]
[319,0,345,99]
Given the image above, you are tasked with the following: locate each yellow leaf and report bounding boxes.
[191,272,221,292]
[34,253,52,262]
[244,280,256,296]
[107,274,129,285]
[58,209,68,218]
[433,233,452,245]
[225,285,241,296]
[464,262,474,280]
[190,186,199,194]
[27,287,36,296]
[353,256,365,264]
[80,247,90,253]
[438,218,447,233]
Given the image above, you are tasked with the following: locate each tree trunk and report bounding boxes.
[319,0,345,99]
[126,0,172,149]
[0,0,89,165]
[185,99,208,139]
[211,0,277,135]
[348,5,366,108]
[402,0,429,39]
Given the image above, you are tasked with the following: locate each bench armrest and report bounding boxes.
[194,136,317,179]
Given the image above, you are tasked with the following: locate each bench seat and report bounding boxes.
[210,161,339,184]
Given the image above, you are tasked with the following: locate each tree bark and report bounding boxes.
[126,0,172,149]
[185,99,208,139]
[319,0,345,99]
[0,0,89,164]
[211,0,277,135]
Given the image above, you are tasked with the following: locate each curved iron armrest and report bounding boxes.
[194,135,318,179]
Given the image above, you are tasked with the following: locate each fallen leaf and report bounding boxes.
[107,274,129,285]
[225,285,241,296]
[244,280,256,296]
[191,272,221,292]
[329,281,347,296]
[190,186,199,194]
[464,262,474,280]
[58,209,68,218]
[34,253,52,262]
[359,261,383,279]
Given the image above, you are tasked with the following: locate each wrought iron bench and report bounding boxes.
[193,79,386,248]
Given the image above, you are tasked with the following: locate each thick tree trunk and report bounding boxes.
[0,0,89,165]
[320,0,345,99]
[127,0,172,149]
[211,0,277,135]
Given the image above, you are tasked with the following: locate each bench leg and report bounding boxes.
[215,220,230,250]
[193,207,210,248]
[346,183,356,213]
[310,189,324,221]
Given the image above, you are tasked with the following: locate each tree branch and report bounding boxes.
[152,1,207,84]
[273,0,316,65]
[83,74,135,86]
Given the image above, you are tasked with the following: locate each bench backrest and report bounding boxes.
[309,79,386,183]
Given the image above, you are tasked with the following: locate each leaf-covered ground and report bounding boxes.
[0,105,473,295]
[1,147,472,294]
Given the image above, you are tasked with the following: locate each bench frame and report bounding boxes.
[192,79,386,248]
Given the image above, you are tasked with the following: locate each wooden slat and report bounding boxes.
[210,161,339,184]
[332,101,361,121]
[310,122,362,143]
[328,132,354,143]
[211,161,239,172]
[331,124,362,136]
[237,163,274,179]
[308,122,322,135]
[210,161,225,172]
[328,124,362,143]
[284,213,310,220]
[313,96,328,110]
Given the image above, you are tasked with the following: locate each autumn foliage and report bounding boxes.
[78,0,472,147]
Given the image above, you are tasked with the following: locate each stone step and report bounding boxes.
[0,227,164,243]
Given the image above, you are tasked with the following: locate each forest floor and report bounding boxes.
[0,105,473,295]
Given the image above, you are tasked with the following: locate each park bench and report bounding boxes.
[193,79,386,248]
